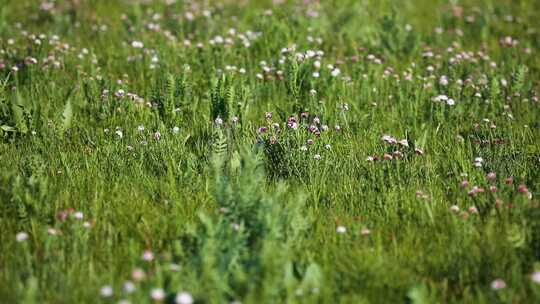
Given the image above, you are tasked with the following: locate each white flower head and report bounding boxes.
[100,285,113,298]
[16,232,29,242]
[151,288,166,301]
[175,292,194,304]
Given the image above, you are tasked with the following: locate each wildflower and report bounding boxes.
[214,117,223,125]
[287,117,298,129]
[172,126,180,134]
[450,205,460,213]
[487,172,496,180]
[82,221,92,228]
[73,211,84,220]
[518,184,529,194]
[265,112,273,119]
[300,146,308,151]
[383,153,393,160]
[154,131,161,141]
[414,148,424,155]
[115,89,125,98]
[169,263,181,272]
[398,139,409,147]
[307,125,317,134]
[151,288,166,301]
[518,184,532,199]
[490,279,506,290]
[439,76,449,86]
[123,281,136,294]
[100,285,114,298]
[231,223,241,231]
[336,226,347,233]
[131,41,144,48]
[331,68,341,77]
[132,268,146,281]
[142,250,154,261]
[313,154,321,160]
[47,228,59,236]
[360,227,371,235]
[382,135,397,144]
[231,116,239,124]
[16,232,29,242]
[432,95,448,103]
[461,180,469,188]
[307,139,314,145]
[324,144,331,150]
[392,151,403,158]
[468,206,478,214]
[473,157,483,167]
[115,130,123,138]
[531,271,540,284]
[175,292,194,304]
[257,127,268,134]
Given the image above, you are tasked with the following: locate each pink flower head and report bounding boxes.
[257,126,268,134]
[287,116,298,129]
[132,268,146,281]
[142,250,154,262]
[518,184,529,194]
[392,150,403,158]
[491,279,506,290]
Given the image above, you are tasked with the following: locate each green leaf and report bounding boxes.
[1,125,16,132]
[408,284,430,304]
[61,99,73,131]
[12,94,27,134]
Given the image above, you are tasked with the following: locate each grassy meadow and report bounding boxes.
[1,0,540,303]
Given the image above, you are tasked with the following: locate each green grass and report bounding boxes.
[1,0,540,303]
